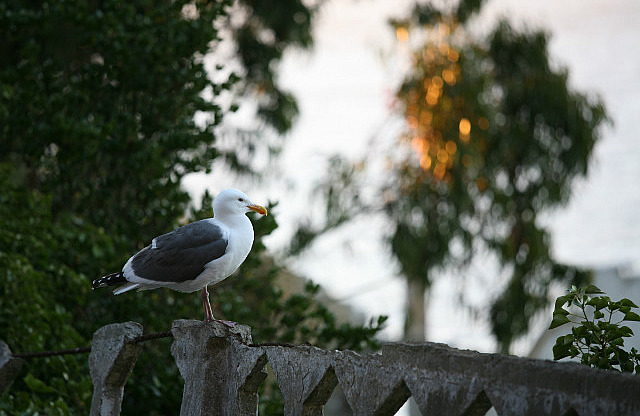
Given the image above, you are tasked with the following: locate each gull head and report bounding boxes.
[213,189,268,218]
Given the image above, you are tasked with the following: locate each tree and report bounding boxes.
[0,165,99,414]
[230,0,315,135]
[290,0,607,352]
[1,0,230,253]
[386,0,607,350]
[0,0,315,252]
[0,1,384,414]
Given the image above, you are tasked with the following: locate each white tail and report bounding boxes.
[113,282,140,295]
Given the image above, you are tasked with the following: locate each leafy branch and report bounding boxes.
[550,285,640,373]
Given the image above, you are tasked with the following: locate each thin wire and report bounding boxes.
[12,330,174,360]
[13,346,92,359]
[131,330,173,344]
[249,342,312,348]
[12,330,316,358]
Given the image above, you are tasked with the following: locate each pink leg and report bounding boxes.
[200,287,236,328]
[201,287,214,322]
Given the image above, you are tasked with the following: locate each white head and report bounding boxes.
[213,189,267,218]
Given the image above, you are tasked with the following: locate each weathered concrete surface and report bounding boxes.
[64,320,640,415]
[0,341,23,396]
[265,346,337,416]
[235,344,269,416]
[334,350,411,416]
[170,319,263,416]
[381,341,640,416]
[88,322,143,416]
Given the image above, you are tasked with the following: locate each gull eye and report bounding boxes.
[238,198,244,202]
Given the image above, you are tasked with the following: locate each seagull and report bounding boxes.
[92,189,267,325]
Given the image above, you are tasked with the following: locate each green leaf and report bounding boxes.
[554,295,570,310]
[610,337,624,346]
[24,373,56,394]
[597,357,611,369]
[584,284,604,294]
[586,296,609,311]
[593,310,604,319]
[618,326,634,337]
[572,325,589,338]
[549,313,571,329]
[584,321,599,332]
[552,342,571,360]
[561,334,574,345]
[621,358,634,372]
[623,311,640,322]
[619,298,639,308]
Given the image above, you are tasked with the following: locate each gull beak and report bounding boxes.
[248,204,268,216]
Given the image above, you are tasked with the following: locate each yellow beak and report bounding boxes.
[248,204,268,216]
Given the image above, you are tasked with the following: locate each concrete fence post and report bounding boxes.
[88,322,143,416]
[265,346,338,416]
[170,319,265,416]
[7,321,640,415]
[0,341,23,397]
[333,349,411,416]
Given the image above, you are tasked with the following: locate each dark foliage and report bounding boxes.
[550,285,640,373]
[0,1,383,414]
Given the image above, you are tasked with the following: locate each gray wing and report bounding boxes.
[130,219,228,283]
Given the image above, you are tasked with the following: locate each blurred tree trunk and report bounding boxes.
[406,277,428,416]
[404,278,428,341]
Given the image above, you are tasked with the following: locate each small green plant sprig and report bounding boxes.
[549,284,640,373]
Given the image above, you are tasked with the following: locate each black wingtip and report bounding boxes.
[92,272,126,289]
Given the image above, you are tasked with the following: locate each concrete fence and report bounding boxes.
[2,319,640,415]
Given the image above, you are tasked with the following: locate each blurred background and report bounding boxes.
[2,0,639,414]
[188,0,640,352]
